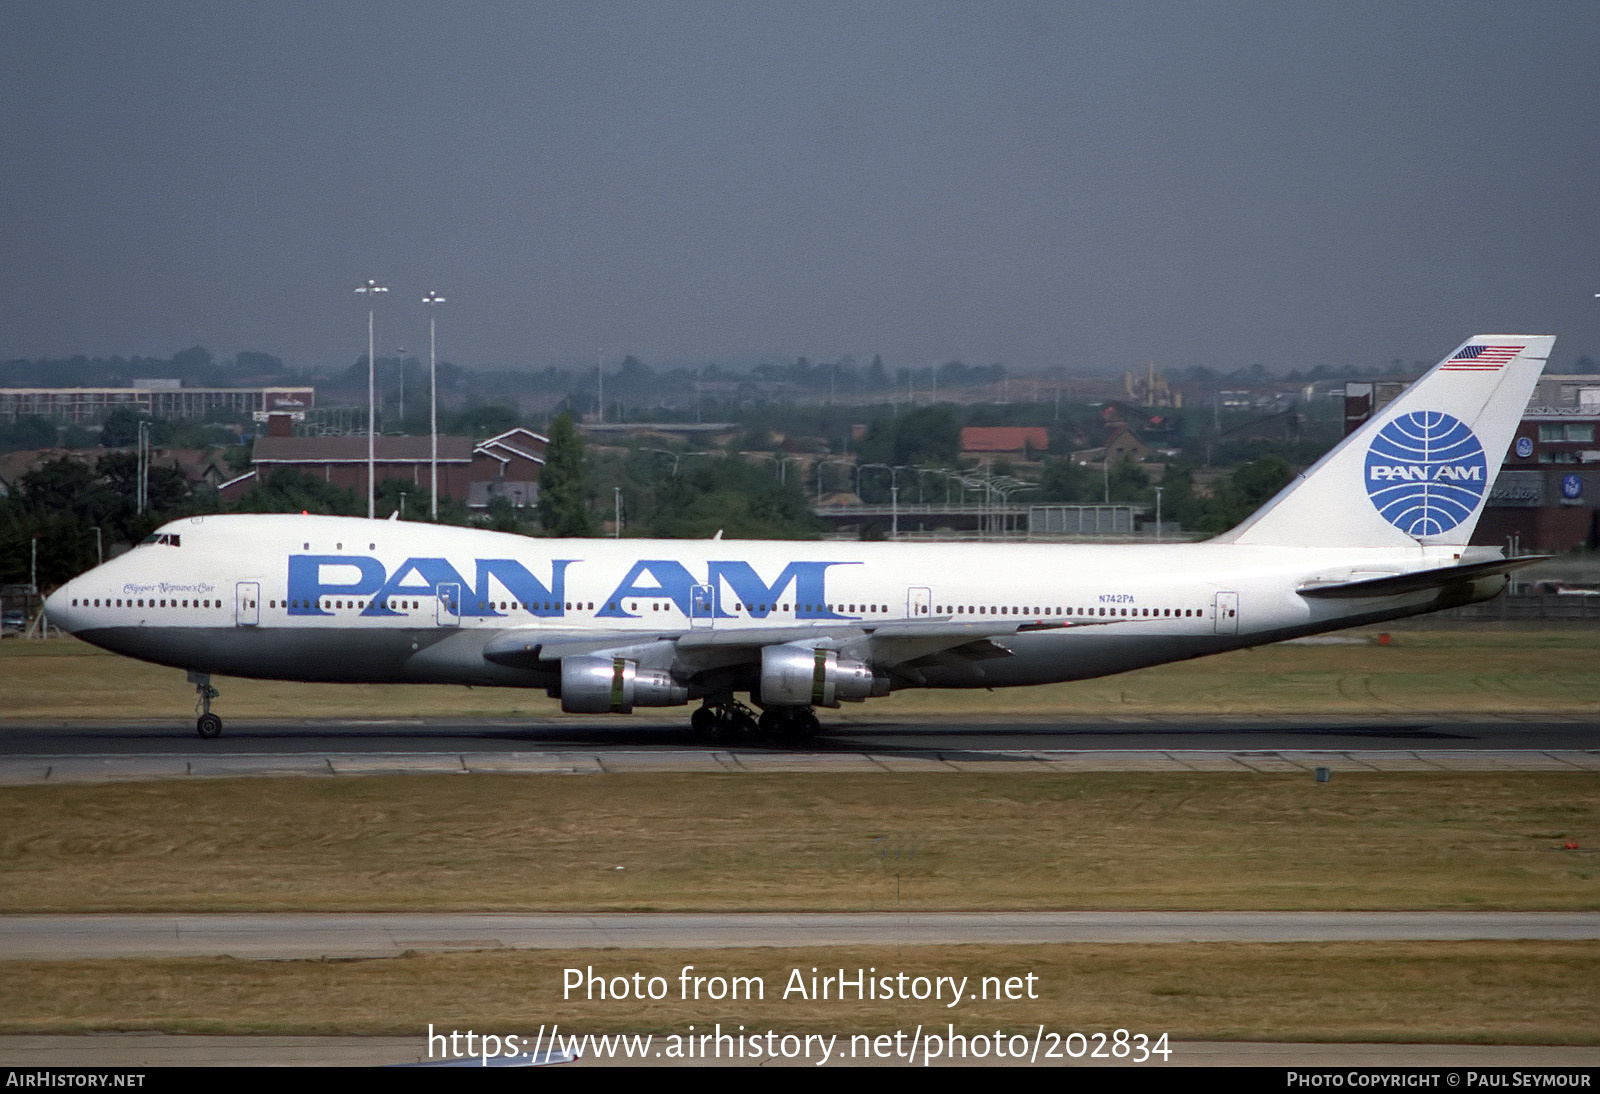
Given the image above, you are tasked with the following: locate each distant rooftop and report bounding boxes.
[578,422,736,434]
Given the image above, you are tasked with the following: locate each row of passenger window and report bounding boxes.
[272,598,597,612]
[72,594,1206,622]
[935,605,1204,618]
[72,597,221,609]
[262,598,1205,619]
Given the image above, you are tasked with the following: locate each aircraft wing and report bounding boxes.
[480,616,1118,671]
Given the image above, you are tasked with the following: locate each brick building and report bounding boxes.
[218,427,548,510]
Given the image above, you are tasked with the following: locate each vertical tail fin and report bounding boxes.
[1214,335,1552,549]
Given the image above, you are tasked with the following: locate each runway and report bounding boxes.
[5,911,1599,960]
[2,714,1597,782]
[4,717,1597,1070]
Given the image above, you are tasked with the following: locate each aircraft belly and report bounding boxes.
[69,626,549,687]
[72,626,425,682]
[910,631,1224,689]
[402,629,557,687]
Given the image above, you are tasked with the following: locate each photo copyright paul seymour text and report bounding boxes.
[1288,1075,1591,1088]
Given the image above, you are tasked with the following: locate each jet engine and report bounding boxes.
[759,644,880,708]
[559,655,688,713]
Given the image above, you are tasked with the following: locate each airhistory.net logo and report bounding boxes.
[1363,411,1488,536]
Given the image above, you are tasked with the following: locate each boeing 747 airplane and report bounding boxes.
[45,335,1552,739]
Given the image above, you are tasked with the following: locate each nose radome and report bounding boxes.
[44,582,73,633]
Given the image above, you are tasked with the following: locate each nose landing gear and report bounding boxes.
[189,671,222,739]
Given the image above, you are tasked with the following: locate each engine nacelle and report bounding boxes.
[760,645,877,708]
[560,655,688,713]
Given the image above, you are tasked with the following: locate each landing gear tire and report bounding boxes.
[770,707,819,740]
[691,699,758,742]
[191,673,222,740]
[706,711,737,743]
[792,709,821,739]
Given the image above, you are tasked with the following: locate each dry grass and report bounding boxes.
[2,942,1595,1043]
[2,773,1596,913]
[3,629,1599,721]
[4,632,1597,1044]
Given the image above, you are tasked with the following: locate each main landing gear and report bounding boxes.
[190,671,222,739]
[690,700,820,742]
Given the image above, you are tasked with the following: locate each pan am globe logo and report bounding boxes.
[1364,411,1488,536]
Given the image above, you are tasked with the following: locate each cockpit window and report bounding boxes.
[138,533,181,547]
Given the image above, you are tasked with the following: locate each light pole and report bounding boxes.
[396,346,406,425]
[355,279,389,519]
[136,420,151,516]
[93,526,102,566]
[1154,486,1163,541]
[423,291,445,520]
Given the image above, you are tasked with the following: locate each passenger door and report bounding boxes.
[689,583,715,629]
[234,582,260,627]
[1214,591,1239,635]
[436,582,461,627]
[906,586,932,618]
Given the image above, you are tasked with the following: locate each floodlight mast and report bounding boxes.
[423,291,446,520]
[355,279,389,519]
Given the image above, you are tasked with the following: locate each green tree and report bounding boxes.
[100,406,145,448]
[538,412,595,536]
[1193,457,1294,533]
[1105,456,1151,503]
[448,401,519,438]
[633,459,823,540]
[0,416,58,452]
[1039,457,1096,503]
[1156,467,1205,530]
[232,469,360,515]
[856,405,960,469]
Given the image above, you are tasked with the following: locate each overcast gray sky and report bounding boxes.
[4,1,1598,376]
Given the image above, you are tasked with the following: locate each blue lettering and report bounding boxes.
[599,559,857,619]
[287,555,386,615]
[365,557,473,615]
[289,555,578,618]
[598,560,700,618]
[710,561,855,619]
[474,558,574,618]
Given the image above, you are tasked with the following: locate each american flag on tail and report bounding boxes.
[1440,344,1522,371]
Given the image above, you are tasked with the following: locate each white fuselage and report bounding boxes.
[45,513,1499,696]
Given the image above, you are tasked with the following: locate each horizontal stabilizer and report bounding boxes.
[1297,556,1550,599]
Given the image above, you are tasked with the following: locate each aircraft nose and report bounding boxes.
[43,582,74,634]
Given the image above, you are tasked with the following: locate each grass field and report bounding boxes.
[2,943,1596,1043]
[2,627,1600,720]
[3,629,1596,1044]
[2,773,1595,913]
